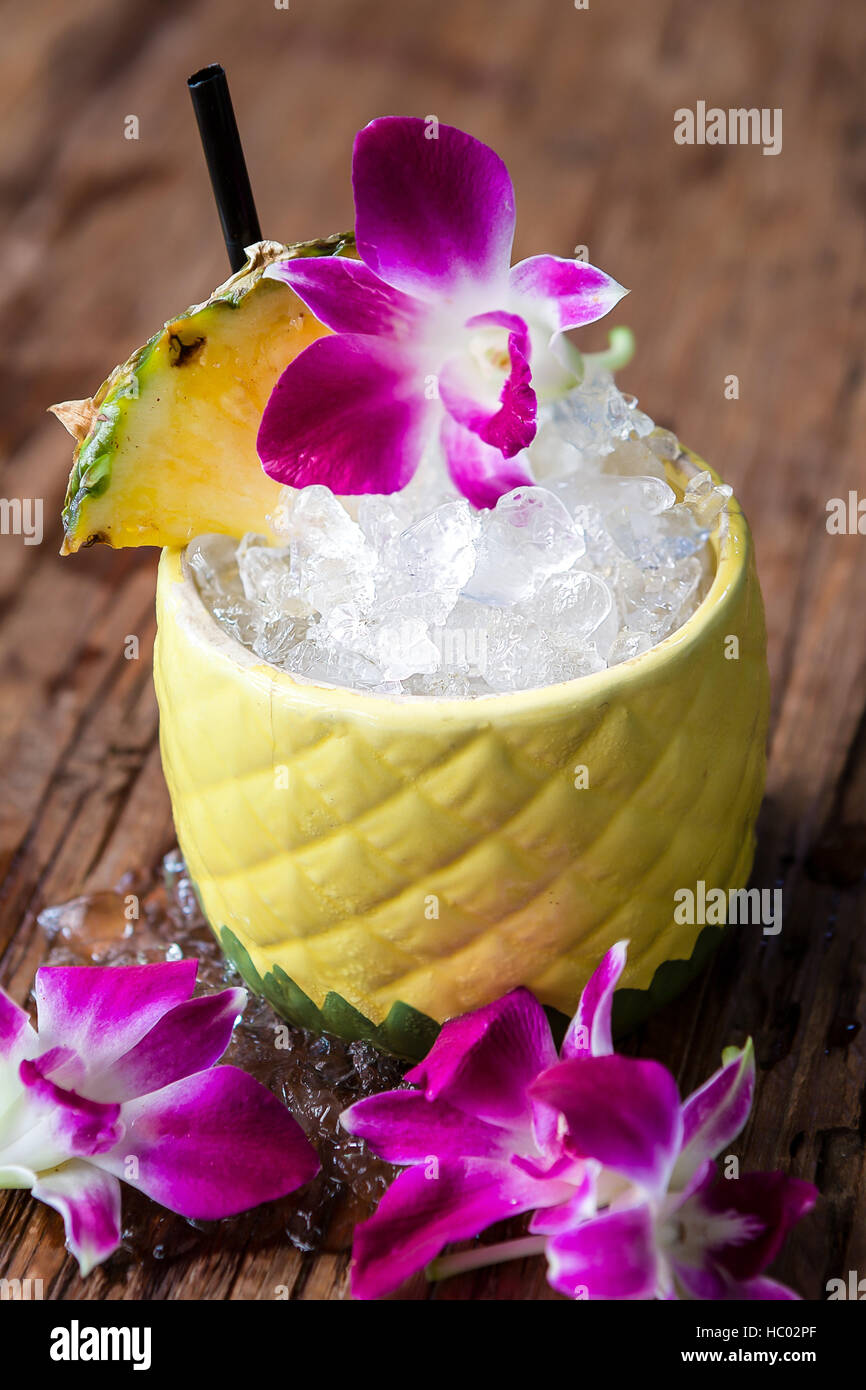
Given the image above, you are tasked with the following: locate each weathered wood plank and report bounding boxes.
[1,0,864,1301]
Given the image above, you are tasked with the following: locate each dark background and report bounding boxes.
[0,0,864,1300]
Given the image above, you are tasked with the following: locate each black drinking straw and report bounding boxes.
[188,64,262,273]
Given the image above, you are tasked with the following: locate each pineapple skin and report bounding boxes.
[56,234,353,553]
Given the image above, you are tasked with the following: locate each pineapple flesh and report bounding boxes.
[54,235,353,552]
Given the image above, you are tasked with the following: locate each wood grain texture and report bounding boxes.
[0,0,864,1301]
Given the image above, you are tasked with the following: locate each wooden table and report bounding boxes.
[1,0,864,1301]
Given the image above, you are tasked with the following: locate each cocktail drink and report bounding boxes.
[55,115,768,1058]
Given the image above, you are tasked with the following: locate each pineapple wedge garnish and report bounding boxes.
[53,235,352,552]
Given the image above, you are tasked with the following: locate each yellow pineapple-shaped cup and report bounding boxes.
[53,243,768,1060]
[154,452,768,1059]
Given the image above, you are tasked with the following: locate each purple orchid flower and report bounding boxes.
[258,117,627,508]
[340,942,628,1299]
[533,1043,816,1301]
[342,942,816,1301]
[0,962,318,1275]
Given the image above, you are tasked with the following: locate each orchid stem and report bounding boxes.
[426,1234,548,1283]
[587,325,635,373]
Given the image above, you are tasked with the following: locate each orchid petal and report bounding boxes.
[99,1066,318,1219]
[0,989,33,1059]
[509,255,628,335]
[0,1163,34,1189]
[561,940,628,1060]
[258,335,432,494]
[266,255,427,338]
[31,1161,122,1277]
[531,1054,683,1195]
[674,1040,755,1185]
[673,1154,718,1204]
[671,1259,729,1301]
[351,1158,559,1300]
[341,1089,510,1164]
[88,988,246,1103]
[734,1276,802,1300]
[32,1044,79,1079]
[700,1171,817,1282]
[546,1203,659,1300]
[34,962,197,1077]
[405,986,556,1136]
[441,415,534,509]
[529,1165,597,1235]
[353,117,515,299]
[6,1060,123,1169]
[439,311,536,457]
[0,990,36,1112]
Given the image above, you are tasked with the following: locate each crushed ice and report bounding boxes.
[190,363,731,695]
